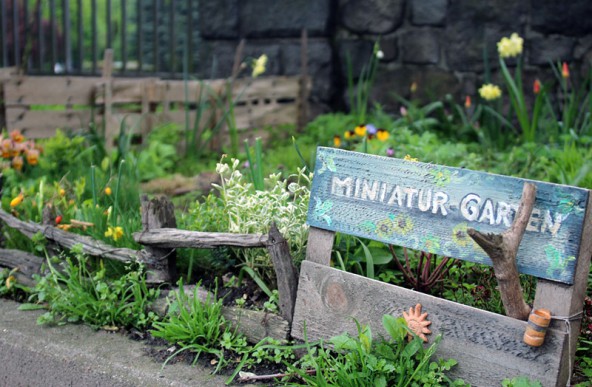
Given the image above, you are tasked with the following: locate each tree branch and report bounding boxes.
[468,182,536,320]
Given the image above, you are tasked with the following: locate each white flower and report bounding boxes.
[376,50,384,59]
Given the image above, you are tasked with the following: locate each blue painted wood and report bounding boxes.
[307,147,590,284]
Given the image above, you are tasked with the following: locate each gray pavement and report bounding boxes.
[0,298,231,386]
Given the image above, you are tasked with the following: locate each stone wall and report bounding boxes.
[198,0,592,117]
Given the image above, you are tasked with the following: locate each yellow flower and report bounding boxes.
[497,33,523,58]
[354,124,367,137]
[404,154,418,162]
[12,155,23,171]
[479,84,502,101]
[252,54,268,78]
[104,187,112,196]
[105,226,124,242]
[59,188,66,197]
[344,130,355,140]
[57,224,72,231]
[10,193,24,207]
[376,129,389,142]
[333,135,342,148]
[6,275,15,289]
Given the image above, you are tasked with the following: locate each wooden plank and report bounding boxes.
[5,108,92,136]
[159,79,225,103]
[232,76,300,102]
[94,79,157,104]
[305,227,335,266]
[133,228,269,248]
[533,191,592,386]
[3,76,97,106]
[292,261,565,387]
[233,103,298,129]
[307,147,589,284]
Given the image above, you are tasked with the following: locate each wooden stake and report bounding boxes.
[266,222,299,324]
[139,195,177,284]
[468,183,536,320]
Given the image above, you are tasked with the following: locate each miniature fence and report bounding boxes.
[0,68,309,147]
[0,195,299,344]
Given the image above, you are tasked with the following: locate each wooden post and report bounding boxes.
[266,222,299,323]
[139,195,177,284]
[101,49,116,149]
[468,183,536,320]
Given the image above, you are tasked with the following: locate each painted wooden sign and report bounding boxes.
[307,147,590,284]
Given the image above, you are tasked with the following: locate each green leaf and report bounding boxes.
[18,303,47,311]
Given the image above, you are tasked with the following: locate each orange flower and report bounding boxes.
[57,224,72,231]
[354,124,367,137]
[333,135,342,148]
[55,215,63,224]
[464,95,472,108]
[533,79,541,94]
[11,156,23,171]
[562,62,570,78]
[25,148,39,166]
[9,130,24,143]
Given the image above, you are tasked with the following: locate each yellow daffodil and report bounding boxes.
[479,84,502,101]
[252,54,268,78]
[59,188,66,197]
[497,33,523,58]
[105,226,124,242]
[333,135,342,148]
[404,154,419,162]
[376,129,390,142]
[104,187,112,196]
[354,124,367,137]
[10,193,24,207]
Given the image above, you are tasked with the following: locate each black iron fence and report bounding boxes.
[0,0,199,77]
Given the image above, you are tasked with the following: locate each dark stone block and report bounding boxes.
[340,0,405,34]
[531,0,592,36]
[445,0,526,71]
[337,39,376,79]
[370,67,460,111]
[378,35,398,62]
[241,0,331,38]
[411,0,448,26]
[401,30,440,64]
[528,36,575,65]
[196,41,240,79]
[198,0,239,39]
[282,39,333,102]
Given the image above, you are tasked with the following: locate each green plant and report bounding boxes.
[150,279,243,372]
[287,315,466,386]
[25,248,159,330]
[186,157,311,286]
[502,376,542,387]
[346,41,382,124]
[136,123,181,181]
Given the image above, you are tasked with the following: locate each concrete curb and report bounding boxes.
[0,299,230,386]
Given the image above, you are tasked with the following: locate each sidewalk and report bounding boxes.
[0,298,230,386]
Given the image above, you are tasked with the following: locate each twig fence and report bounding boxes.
[0,195,299,343]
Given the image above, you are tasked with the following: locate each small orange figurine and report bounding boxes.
[403,303,432,342]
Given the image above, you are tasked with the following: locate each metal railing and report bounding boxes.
[0,0,199,77]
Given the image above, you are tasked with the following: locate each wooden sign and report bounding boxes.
[307,147,589,284]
